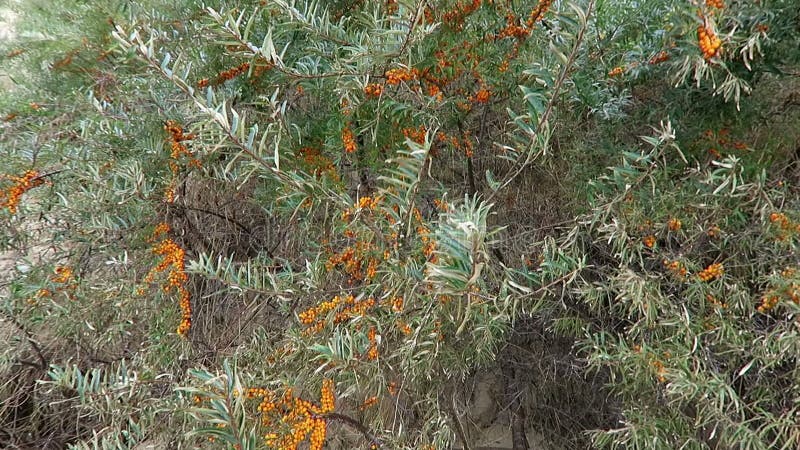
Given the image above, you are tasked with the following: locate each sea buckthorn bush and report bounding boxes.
[546,123,800,448]
[1,0,799,449]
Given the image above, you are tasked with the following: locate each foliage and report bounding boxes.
[1,0,799,449]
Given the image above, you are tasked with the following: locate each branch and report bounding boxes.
[1,311,47,370]
[318,412,382,449]
[170,202,252,235]
[395,0,425,59]
[214,11,365,80]
[446,387,472,450]
[487,0,596,204]
[31,168,66,183]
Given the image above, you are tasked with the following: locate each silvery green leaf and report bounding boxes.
[246,125,258,148]
[160,52,171,71]
[230,108,240,134]
[486,169,500,191]
[549,41,569,65]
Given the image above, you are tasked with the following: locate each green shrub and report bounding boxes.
[1,0,799,449]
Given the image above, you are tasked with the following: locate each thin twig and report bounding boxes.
[487,0,596,204]
[395,0,426,59]
[170,202,252,235]
[447,386,472,450]
[319,412,382,449]
[30,168,66,182]
[1,311,47,370]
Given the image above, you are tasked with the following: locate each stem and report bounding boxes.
[502,364,529,450]
[318,412,382,449]
[171,202,253,235]
[487,0,596,204]
[446,386,471,450]
[1,311,47,370]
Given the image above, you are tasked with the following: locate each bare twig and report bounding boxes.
[447,387,472,450]
[502,365,529,450]
[319,412,382,449]
[170,202,253,235]
[1,311,47,370]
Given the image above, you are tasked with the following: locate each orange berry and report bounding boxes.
[608,66,625,77]
[364,83,383,97]
[342,125,357,153]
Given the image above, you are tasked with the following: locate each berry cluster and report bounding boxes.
[364,83,383,97]
[417,222,439,263]
[357,196,381,209]
[385,67,419,85]
[359,395,378,410]
[697,22,722,60]
[143,223,191,336]
[325,240,380,283]
[391,296,404,313]
[649,51,670,65]
[396,320,412,335]
[471,87,491,103]
[705,294,727,309]
[249,380,335,450]
[496,12,530,40]
[50,50,77,71]
[432,198,451,212]
[164,120,198,161]
[758,293,779,313]
[342,124,357,153]
[491,0,553,73]
[196,62,256,88]
[298,295,378,334]
[608,66,625,77]
[441,0,482,30]
[341,196,380,223]
[319,379,335,412]
[700,128,750,160]
[663,259,687,279]
[769,212,800,241]
[667,218,682,232]
[526,0,553,27]
[435,130,475,157]
[756,268,800,313]
[698,263,723,282]
[26,265,79,304]
[0,170,44,214]
[402,126,427,145]
[52,266,73,284]
[651,359,666,383]
[163,120,201,203]
[426,83,443,101]
[217,62,250,84]
[366,326,379,360]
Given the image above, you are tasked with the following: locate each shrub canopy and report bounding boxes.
[1,0,799,449]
